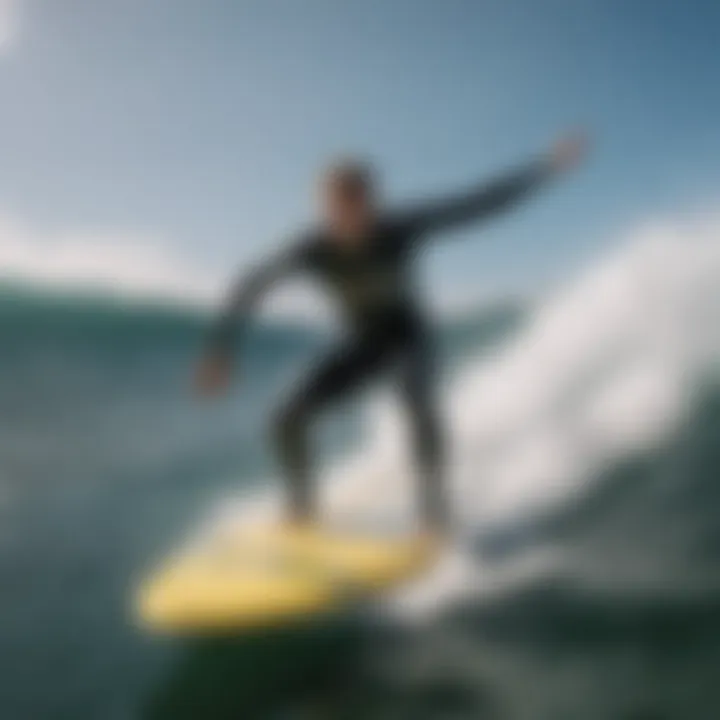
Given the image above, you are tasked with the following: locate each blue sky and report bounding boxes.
[0,0,718,306]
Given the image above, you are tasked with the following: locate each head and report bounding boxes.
[319,158,378,244]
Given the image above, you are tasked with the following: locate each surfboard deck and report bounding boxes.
[136,524,439,633]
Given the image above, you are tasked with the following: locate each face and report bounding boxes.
[321,172,376,245]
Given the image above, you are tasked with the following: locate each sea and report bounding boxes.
[0,223,718,719]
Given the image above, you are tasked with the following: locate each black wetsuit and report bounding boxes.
[210,158,553,528]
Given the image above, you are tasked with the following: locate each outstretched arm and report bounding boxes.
[195,244,307,394]
[402,130,589,237]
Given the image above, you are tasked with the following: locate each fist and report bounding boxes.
[549,129,590,174]
[194,352,234,397]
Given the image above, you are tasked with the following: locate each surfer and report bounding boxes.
[195,130,589,534]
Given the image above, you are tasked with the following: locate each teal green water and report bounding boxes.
[1,287,719,719]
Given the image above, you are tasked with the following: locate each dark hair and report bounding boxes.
[323,157,376,197]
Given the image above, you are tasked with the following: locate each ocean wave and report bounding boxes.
[274,210,719,615]
[325,212,717,519]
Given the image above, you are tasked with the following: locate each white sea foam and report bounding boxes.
[318,210,720,613]
[329,212,719,521]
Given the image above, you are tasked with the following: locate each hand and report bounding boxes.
[549,129,590,174]
[194,352,234,397]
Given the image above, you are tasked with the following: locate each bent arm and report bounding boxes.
[205,245,306,358]
[403,158,554,238]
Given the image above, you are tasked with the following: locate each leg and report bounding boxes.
[272,338,389,523]
[398,337,448,533]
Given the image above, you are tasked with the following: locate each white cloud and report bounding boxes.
[0,214,218,305]
[0,212,336,321]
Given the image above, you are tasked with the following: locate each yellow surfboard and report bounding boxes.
[136,525,439,633]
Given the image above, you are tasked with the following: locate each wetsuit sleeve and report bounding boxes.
[205,242,310,358]
[400,158,555,239]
